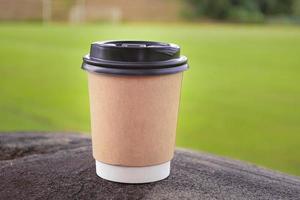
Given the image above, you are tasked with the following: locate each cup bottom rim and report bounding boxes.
[95,160,170,184]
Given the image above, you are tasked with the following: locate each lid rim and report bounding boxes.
[82,63,188,76]
[82,55,188,69]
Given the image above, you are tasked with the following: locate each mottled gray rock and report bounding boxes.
[0,133,300,200]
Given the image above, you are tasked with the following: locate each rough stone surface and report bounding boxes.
[0,133,300,200]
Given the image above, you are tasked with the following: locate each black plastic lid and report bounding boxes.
[82,40,188,75]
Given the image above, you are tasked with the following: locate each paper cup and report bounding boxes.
[82,41,188,183]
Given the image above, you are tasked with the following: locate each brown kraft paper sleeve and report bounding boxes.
[88,72,183,167]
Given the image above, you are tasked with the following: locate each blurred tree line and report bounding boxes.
[185,0,300,23]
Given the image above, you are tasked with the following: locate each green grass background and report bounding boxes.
[0,23,299,176]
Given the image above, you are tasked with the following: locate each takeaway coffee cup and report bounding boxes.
[82,41,188,183]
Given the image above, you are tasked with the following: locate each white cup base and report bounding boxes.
[95,160,170,183]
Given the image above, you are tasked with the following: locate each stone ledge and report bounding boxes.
[0,132,299,200]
